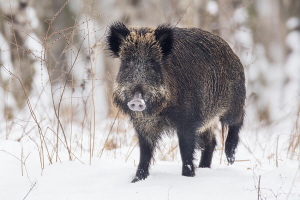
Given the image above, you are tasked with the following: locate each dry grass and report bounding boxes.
[288,105,300,159]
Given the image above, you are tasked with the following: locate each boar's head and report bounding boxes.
[106,22,173,115]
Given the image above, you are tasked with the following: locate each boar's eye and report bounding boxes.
[120,60,130,70]
[149,61,161,73]
[121,63,128,69]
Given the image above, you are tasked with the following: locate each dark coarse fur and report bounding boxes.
[106,21,246,183]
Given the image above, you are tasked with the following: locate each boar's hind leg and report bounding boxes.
[225,122,243,164]
[177,126,196,177]
[198,129,216,168]
[132,133,157,183]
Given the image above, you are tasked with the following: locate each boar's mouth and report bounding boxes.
[113,84,169,115]
[127,92,146,112]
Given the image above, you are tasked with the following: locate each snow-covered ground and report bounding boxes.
[3,154,298,200]
[0,118,299,200]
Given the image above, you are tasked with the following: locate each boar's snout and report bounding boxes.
[127,92,146,112]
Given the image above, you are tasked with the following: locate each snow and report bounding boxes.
[1,122,300,200]
[23,163,252,200]
[233,7,248,24]
[206,1,218,16]
[286,17,300,30]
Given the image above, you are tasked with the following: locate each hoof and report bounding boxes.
[225,148,236,165]
[131,176,144,183]
[131,168,149,183]
[226,155,235,165]
[182,164,195,177]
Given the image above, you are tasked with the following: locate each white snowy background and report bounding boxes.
[0,0,299,200]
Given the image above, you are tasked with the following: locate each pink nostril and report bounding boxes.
[127,92,146,111]
[127,99,146,112]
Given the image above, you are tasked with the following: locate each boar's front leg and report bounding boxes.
[132,132,156,183]
[177,125,196,177]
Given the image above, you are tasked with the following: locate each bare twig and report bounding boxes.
[175,1,192,26]
[2,66,52,169]
[276,135,279,167]
[99,110,120,158]
[22,182,37,200]
[125,141,138,162]
[257,175,261,200]
[220,124,226,164]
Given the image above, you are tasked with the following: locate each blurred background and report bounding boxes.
[0,0,299,163]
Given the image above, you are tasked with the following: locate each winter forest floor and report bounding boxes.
[1,115,300,200]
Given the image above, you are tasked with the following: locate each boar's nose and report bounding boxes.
[127,92,146,112]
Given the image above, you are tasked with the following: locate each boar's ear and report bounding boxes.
[106,21,130,57]
[155,24,173,56]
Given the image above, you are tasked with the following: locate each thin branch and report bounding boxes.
[22,182,37,200]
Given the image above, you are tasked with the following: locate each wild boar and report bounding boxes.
[106,21,245,182]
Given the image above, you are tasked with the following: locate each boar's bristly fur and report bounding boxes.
[106,21,246,183]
